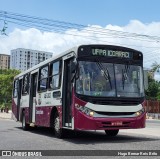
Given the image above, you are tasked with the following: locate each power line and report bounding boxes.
[1,9,160,62]
[1,10,160,43]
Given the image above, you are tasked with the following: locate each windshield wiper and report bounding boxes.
[122,69,125,90]
[96,61,112,89]
[122,64,130,89]
[124,64,130,74]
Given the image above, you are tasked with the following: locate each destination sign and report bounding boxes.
[92,48,132,58]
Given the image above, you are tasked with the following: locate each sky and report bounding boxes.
[1,0,160,79]
[1,0,160,26]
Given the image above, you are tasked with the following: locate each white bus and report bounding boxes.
[12,44,146,138]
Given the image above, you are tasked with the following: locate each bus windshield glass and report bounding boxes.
[76,61,144,98]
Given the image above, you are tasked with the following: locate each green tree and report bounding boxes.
[144,62,160,100]
[0,69,20,109]
[145,72,160,99]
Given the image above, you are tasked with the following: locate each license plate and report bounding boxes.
[111,121,122,126]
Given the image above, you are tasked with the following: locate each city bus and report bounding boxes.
[12,44,146,138]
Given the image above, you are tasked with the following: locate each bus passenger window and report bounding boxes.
[38,65,48,91]
[22,74,29,95]
[52,75,59,89]
[13,80,18,97]
[49,61,62,90]
[40,79,48,90]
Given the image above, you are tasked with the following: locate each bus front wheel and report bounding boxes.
[105,130,119,136]
[54,112,65,138]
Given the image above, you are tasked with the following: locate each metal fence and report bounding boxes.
[143,100,160,113]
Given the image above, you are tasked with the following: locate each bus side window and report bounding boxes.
[38,65,49,91]
[49,60,62,90]
[22,74,29,95]
[13,80,18,97]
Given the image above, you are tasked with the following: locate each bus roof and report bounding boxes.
[14,44,142,79]
[14,46,79,79]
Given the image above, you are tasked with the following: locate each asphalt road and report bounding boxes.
[0,119,159,159]
[146,120,160,128]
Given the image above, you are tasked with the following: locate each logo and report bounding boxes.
[2,151,11,156]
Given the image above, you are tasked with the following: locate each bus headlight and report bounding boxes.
[89,111,94,117]
[75,104,94,117]
[134,108,145,117]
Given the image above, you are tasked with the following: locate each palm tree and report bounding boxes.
[147,62,160,79]
[151,61,160,73]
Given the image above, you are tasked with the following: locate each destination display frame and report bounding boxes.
[77,45,143,61]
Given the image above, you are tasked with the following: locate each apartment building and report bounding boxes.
[10,48,53,71]
[0,54,10,69]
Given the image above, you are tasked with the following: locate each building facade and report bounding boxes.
[10,48,53,71]
[0,54,10,69]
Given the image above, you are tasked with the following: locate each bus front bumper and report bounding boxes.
[75,111,146,130]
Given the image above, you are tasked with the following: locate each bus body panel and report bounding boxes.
[34,88,62,127]
[74,110,146,130]
[35,106,51,127]
[35,105,62,127]
[12,98,18,120]
[21,95,29,109]
[73,93,146,130]
[20,95,29,123]
[22,107,29,123]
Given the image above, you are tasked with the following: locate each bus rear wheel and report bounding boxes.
[105,130,119,136]
[22,112,29,130]
[54,112,65,138]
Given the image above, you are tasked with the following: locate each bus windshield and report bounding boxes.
[76,61,144,98]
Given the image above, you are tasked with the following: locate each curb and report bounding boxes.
[0,113,12,120]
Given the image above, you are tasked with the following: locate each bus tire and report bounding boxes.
[22,112,29,131]
[105,130,119,136]
[54,112,65,138]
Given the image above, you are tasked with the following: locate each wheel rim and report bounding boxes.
[54,116,60,132]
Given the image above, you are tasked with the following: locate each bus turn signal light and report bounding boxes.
[134,108,145,117]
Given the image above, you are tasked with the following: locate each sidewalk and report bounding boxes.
[0,110,12,119]
[146,113,160,120]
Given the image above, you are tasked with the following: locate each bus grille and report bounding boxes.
[96,111,135,116]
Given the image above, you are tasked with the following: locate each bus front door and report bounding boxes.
[29,72,37,124]
[62,56,74,128]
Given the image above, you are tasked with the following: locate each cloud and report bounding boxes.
[0,20,160,69]
[154,72,160,81]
